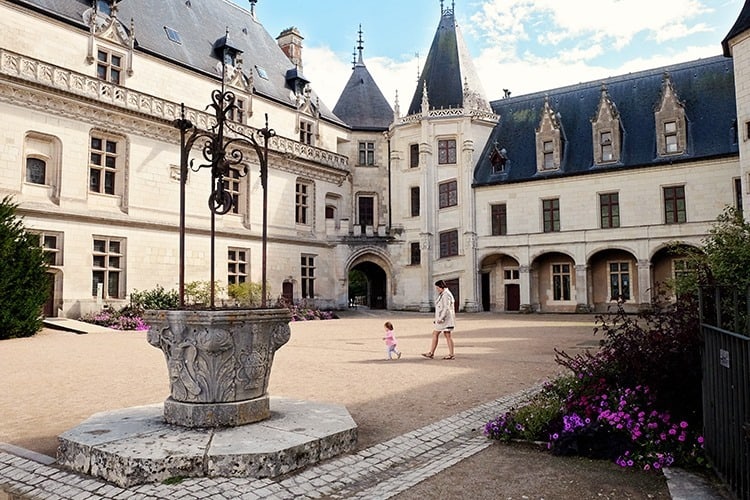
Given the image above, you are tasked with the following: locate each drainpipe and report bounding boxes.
[386,130,392,230]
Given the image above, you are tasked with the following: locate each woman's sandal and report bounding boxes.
[442,355,455,360]
[421,352,434,359]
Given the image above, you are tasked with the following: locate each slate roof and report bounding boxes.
[723,0,750,56]
[406,6,488,116]
[473,55,738,187]
[11,0,344,126]
[333,51,393,131]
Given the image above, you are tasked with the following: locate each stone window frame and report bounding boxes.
[551,262,572,301]
[300,254,315,299]
[535,97,563,172]
[438,229,459,258]
[92,236,125,299]
[409,242,421,266]
[655,73,687,157]
[227,247,249,285]
[299,119,314,145]
[491,203,507,236]
[23,132,62,204]
[591,85,622,165]
[663,185,686,224]
[438,179,458,209]
[599,192,620,229]
[227,96,248,125]
[358,141,375,166]
[608,261,631,301]
[410,186,420,217]
[88,129,129,212]
[542,197,560,233]
[96,47,124,85]
[437,138,457,165]
[295,179,313,226]
[30,230,64,267]
[734,177,743,214]
[356,193,376,227]
[409,143,419,168]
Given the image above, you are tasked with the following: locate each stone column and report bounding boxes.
[519,265,532,313]
[575,264,591,312]
[637,259,652,309]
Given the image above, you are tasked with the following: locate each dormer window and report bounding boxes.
[600,131,613,161]
[664,121,678,153]
[213,33,243,67]
[489,143,507,173]
[655,72,687,156]
[96,49,122,84]
[286,68,310,96]
[542,141,554,170]
[299,119,314,145]
[591,85,621,165]
[535,97,562,172]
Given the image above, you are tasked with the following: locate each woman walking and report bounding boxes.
[421,280,456,360]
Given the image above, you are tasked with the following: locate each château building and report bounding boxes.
[0,0,747,317]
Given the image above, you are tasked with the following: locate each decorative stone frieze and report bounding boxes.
[0,48,349,175]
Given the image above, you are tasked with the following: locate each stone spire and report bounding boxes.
[333,26,393,131]
[407,2,490,115]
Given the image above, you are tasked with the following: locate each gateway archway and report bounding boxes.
[349,261,387,309]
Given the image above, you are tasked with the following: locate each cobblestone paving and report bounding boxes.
[0,387,540,500]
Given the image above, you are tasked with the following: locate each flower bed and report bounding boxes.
[485,294,707,472]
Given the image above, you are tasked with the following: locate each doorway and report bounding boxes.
[349,261,387,309]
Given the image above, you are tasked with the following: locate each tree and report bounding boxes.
[0,196,49,339]
[702,206,750,290]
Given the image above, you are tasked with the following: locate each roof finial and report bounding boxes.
[249,0,257,17]
[440,0,444,14]
[351,47,357,70]
[356,24,364,65]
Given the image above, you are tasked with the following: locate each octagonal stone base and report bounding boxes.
[163,395,269,427]
[57,397,357,488]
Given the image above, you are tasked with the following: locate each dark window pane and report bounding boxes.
[26,158,46,184]
[89,170,100,192]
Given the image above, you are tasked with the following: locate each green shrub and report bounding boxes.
[184,280,224,306]
[130,285,179,311]
[0,196,49,339]
[227,281,263,307]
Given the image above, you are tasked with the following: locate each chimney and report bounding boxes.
[277,27,304,70]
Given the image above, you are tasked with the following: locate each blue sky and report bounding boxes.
[235,0,744,110]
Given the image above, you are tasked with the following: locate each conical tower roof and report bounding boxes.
[333,27,393,131]
[407,2,490,116]
[723,0,750,56]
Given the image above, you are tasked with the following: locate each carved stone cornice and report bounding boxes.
[0,48,349,179]
[396,107,498,125]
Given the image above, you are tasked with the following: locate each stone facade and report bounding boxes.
[0,0,747,317]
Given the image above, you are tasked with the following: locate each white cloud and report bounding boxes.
[300,0,736,112]
[304,46,421,112]
[469,0,713,54]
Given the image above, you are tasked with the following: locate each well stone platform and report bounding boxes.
[57,397,357,488]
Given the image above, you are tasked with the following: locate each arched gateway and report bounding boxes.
[346,249,392,310]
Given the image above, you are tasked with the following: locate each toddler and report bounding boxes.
[382,321,402,360]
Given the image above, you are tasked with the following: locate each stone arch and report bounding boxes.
[587,247,639,313]
[479,252,521,312]
[530,251,576,313]
[651,242,703,299]
[346,247,393,310]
